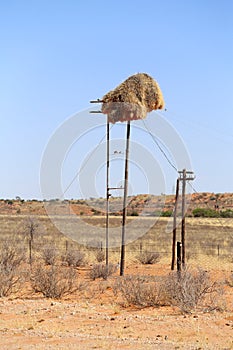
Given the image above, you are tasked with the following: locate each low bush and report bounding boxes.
[163,267,223,313]
[192,208,220,217]
[113,275,163,307]
[220,209,233,218]
[113,268,223,313]
[95,249,105,263]
[161,210,173,217]
[226,273,233,287]
[90,263,118,280]
[31,264,79,298]
[62,250,86,267]
[0,245,25,270]
[0,245,25,297]
[136,251,160,264]
[41,246,58,265]
[129,210,139,216]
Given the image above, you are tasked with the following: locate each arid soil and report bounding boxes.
[0,264,232,350]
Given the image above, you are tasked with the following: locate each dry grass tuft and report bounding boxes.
[101,73,164,123]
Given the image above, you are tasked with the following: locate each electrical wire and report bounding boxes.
[61,124,114,198]
[142,119,179,173]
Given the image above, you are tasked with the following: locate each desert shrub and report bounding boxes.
[129,210,139,216]
[152,211,162,217]
[0,245,25,297]
[163,268,223,313]
[113,275,163,307]
[161,210,173,217]
[62,249,85,267]
[89,263,117,280]
[0,265,23,297]
[31,264,79,298]
[220,209,233,218]
[226,273,233,287]
[0,245,25,270]
[41,246,58,265]
[95,249,105,263]
[136,251,160,264]
[192,208,220,218]
[113,269,223,312]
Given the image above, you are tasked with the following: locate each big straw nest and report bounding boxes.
[101,73,165,123]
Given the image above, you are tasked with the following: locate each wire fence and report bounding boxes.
[1,238,232,270]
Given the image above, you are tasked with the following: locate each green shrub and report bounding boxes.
[129,210,139,216]
[220,209,233,218]
[192,208,220,218]
[161,210,173,217]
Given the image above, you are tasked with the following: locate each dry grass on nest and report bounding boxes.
[101,73,165,123]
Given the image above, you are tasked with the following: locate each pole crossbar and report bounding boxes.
[108,187,124,190]
[178,170,194,174]
[90,99,103,103]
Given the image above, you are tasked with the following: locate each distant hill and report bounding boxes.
[1,192,233,217]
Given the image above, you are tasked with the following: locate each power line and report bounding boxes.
[142,119,178,173]
[61,124,114,198]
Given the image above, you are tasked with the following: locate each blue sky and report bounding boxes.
[0,0,233,199]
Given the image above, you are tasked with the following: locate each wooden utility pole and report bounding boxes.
[90,101,131,276]
[106,121,110,267]
[171,178,179,270]
[181,168,186,268]
[178,169,195,269]
[120,121,131,276]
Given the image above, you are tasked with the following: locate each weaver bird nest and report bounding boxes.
[101,73,165,123]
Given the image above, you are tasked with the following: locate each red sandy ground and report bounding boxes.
[0,264,232,349]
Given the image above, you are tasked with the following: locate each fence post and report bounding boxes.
[217,244,220,256]
[140,242,143,254]
[177,242,182,272]
[171,178,179,270]
[65,240,68,253]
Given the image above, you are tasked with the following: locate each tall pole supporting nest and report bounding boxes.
[120,121,131,276]
[106,121,110,268]
[91,72,165,276]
